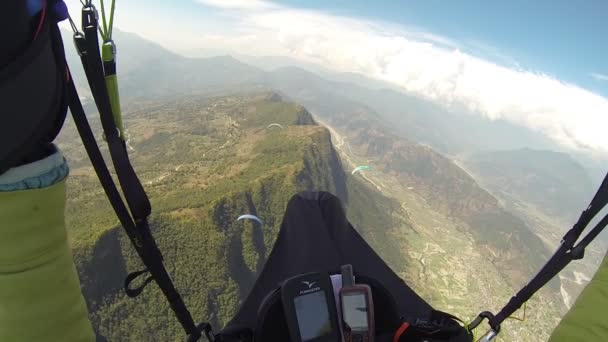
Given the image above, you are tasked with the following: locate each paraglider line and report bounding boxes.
[505,302,527,322]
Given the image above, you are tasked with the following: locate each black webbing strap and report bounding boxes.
[79,5,150,219]
[63,4,213,341]
[478,172,608,332]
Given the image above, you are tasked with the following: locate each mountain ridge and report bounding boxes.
[60,92,418,340]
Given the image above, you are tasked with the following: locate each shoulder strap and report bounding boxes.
[63,3,212,341]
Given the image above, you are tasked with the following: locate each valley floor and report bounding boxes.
[316,115,564,342]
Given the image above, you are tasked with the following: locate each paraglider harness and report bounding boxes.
[2,1,608,341]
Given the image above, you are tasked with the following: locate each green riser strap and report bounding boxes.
[101,43,124,140]
[104,73,124,139]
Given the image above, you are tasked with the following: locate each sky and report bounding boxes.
[63,0,608,156]
[279,0,608,95]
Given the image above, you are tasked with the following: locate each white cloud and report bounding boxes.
[591,73,608,82]
[209,6,608,154]
[196,0,279,10]
[61,0,608,155]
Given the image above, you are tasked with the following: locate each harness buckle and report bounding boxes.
[82,4,98,29]
[103,40,117,57]
[73,32,87,56]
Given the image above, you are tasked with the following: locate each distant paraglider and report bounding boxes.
[266,123,284,130]
[351,165,372,175]
[237,214,264,225]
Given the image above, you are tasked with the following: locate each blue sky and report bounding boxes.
[64,0,608,154]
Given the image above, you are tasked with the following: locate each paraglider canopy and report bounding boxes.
[351,165,372,175]
[266,123,284,130]
[237,214,264,225]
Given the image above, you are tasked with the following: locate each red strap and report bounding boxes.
[393,322,410,342]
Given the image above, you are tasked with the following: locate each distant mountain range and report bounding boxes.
[62,29,607,183]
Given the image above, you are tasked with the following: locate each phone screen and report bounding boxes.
[342,293,369,331]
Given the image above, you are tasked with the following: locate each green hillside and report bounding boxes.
[461,149,606,311]
[312,112,566,341]
[58,92,414,341]
[463,149,595,225]
[291,94,552,288]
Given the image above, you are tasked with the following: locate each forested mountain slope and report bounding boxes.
[59,93,416,340]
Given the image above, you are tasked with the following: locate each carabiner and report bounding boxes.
[468,311,500,333]
[479,329,499,342]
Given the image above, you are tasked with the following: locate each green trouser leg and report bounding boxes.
[0,179,95,341]
[549,253,608,341]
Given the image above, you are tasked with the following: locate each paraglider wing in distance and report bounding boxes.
[266,123,284,130]
[351,165,372,175]
[237,214,264,225]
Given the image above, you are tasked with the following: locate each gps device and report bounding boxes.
[340,265,374,342]
[281,272,342,342]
